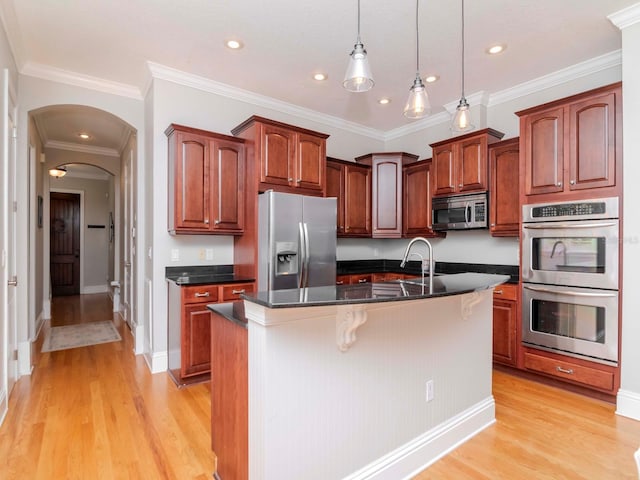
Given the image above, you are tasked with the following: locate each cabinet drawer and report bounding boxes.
[182,285,220,303]
[221,283,254,301]
[523,352,614,392]
[493,283,517,301]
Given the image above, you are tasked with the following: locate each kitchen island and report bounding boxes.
[209,273,508,480]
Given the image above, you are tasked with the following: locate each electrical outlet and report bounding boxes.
[171,249,180,262]
[198,249,205,260]
[426,380,434,402]
[205,248,214,261]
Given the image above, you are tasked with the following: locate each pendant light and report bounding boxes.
[404,0,430,118]
[451,0,474,132]
[343,0,374,92]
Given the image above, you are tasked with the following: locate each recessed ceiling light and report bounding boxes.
[378,98,391,105]
[313,73,328,81]
[424,75,439,83]
[486,44,506,55]
[225,39,244,50]
[78,133,90,140]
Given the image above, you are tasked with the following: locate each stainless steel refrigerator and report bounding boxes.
[258,191,337,291]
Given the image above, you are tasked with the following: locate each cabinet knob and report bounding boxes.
[358,278,368,283]
[557,182,562,187]
[569,180,575,185]
[204,219,209,224]
[288,177,293,182]
[490,223,496,227]
[336,281,344,285]
[194,292,210,298]
[458,184,463,188]
[214,219,220,225]
[231,289,245,295]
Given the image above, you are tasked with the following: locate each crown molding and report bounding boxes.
[63,169,111,181]
[488,50,621,107]
[21,62,143,100]
[45,140,120,158]
[608,3,640,29]
[147,61,386,141]
[383,111,450,141]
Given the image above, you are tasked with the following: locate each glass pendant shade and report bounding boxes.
[343,42,374,92]
[403,75,430,118]
[451,97,474,132]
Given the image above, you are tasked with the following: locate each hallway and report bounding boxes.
[0,294,214,479]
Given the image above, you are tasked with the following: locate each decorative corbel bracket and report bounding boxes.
[336,305,368,352]
[461,291,481,321]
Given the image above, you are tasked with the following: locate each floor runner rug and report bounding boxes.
[42,321,122,352]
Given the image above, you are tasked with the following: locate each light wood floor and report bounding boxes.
[1,293,639,479]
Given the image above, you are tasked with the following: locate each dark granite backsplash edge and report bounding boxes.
[165,264,234,278]
[337,259,519,284]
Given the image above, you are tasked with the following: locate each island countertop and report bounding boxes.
[241,272,509,308]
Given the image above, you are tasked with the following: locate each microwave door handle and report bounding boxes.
[523,285,617,297]
[523,222,618,230]
[465,202,471,225]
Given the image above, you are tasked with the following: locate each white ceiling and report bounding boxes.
[2,0,637,150]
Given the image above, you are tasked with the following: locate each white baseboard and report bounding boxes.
[34,311,44,340]
[144,350,168,374]
[0,389,6,429]
[82,284,109,294]
[18,341,33,376]
[43,299,51,319]
[616,389,640,421]
[344,396,496,480]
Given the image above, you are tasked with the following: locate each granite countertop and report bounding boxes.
[242,272,509,309]
[337,259,519,284]
[208,301,247,329]
[165,265,255,286]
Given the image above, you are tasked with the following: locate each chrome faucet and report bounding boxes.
[550,240,567,265]
[400,237,434,293]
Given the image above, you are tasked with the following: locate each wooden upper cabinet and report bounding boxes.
[489,138,520,237]
[356,152,418,238]
[402,160,438,237]
[326,157,371,237]
[517,82,621,202]
[430,128,504,197]
[232,116,329,196]
[166,124,245,235]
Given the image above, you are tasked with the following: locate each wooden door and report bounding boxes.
[403,161,432,236]
[569,90,617,191]
[211,139,245,232]
[260,123,295,187]
[523,106,565,195]
[432,145,456,196]
[489,138,520,236]
[50,192,81,296]
[344,163,371,236]
[325,160,345,234]
[459,135,487,192]
[295,132,325,192]
[173,131,211,231]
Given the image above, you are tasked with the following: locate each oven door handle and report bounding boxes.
[523,285,617,297]
[523,222,618,230]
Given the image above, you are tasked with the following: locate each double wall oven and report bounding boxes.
[521,197,620,365]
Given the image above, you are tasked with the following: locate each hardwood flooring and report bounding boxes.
[0,293,639,479]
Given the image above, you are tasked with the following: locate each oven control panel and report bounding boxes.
[523,196,619,223]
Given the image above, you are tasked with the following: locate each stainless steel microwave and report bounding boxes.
[432,192,488,231]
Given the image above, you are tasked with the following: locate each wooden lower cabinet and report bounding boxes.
[492,283,518,367]
[168,281,254,382]
[210,309,248,480]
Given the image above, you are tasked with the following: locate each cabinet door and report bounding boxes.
[344,163,371,236]
[260,123,295,187]
[371,157,402,238]
[296,132,325,192]
[459,135,487,192]
[326,161,345,234]
[173,132,211,231]
[492,298,517,366]
[569,91,617,191]
[489,139,519,236]
[403,161,433,236]
[432,145,456,196]
[523,107,565,195]
[182,304,212,377]
[211,139,245,232]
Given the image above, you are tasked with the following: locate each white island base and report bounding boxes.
[244,289,496,480]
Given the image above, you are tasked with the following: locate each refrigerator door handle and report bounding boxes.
[298,222,306,288]
[303,222,311,287]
